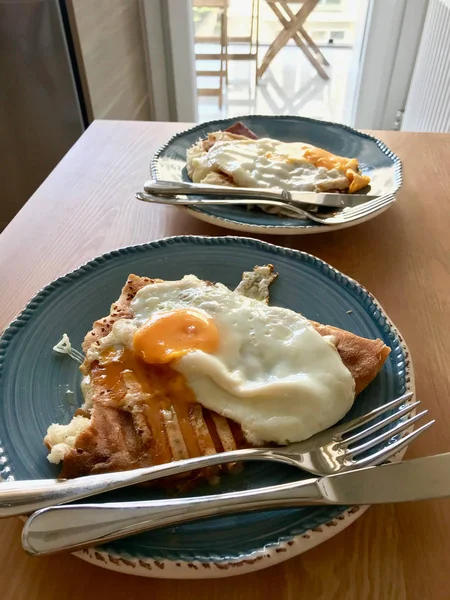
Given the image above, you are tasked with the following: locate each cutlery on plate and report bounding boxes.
[22,450,448,556]
[136,191,396,226]
[0,393,427,518]
[143,179,377,209]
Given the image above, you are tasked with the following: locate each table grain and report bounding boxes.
[0,121,449,600]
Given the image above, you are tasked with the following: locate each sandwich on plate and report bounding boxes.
[186,122,371,217]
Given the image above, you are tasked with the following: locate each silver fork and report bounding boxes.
[0,392,430,518]
[22,392,433,556]
[135,191,395,226]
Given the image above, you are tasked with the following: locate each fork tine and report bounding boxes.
[345,410,428,458]
[322,194,395,225]
[342,194,395,221]
[359,194,395,213]
[358,193,394,209]
[330,392,414,439]
[347,419,435,469]
[337,400,421,446]
[358,193,395,210]
[344,194,391,215]
[359,195,395,215]
[345,193,394,214]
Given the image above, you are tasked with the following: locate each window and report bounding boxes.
[318,0,343,12]
[312,31,328,42]
[329,30,345,41]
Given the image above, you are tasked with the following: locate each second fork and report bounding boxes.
[135,191,396,226]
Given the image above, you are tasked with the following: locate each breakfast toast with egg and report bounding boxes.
[186,121,370,202]
[45,266,390,483]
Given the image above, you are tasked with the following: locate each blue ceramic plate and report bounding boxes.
[151,115,403,235]
[0,237,413,578]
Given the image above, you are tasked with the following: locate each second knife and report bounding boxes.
[143,179,376,208]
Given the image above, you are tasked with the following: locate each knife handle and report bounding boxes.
[22,478,326,556]
[143,179,291,202]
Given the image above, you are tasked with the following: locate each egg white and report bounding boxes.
[204,138,350,192]
[86,275,355,445]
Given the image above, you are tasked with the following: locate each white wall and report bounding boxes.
[382,0,429,130]
[402,0,450,131]
[352,0,428,130]
[141,0,197,122]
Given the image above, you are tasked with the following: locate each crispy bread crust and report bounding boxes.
[81,275,162,357]
[310,322,391,395]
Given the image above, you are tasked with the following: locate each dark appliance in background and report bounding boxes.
[0,0,87,231]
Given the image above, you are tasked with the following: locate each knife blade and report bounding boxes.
[143,179,376,208]
[319,452,450,504]
[288,189,374,208]
[22,453,450,556]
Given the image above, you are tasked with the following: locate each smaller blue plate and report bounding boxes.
[151,115,403,235]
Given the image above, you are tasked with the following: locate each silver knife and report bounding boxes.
[143,179,375,208]
[22,453,450,556]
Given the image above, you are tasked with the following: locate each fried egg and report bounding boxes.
[85,276,355,445]
[188,137,370,194]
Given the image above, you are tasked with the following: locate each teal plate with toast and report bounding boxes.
[151,115,403,235]
[0,236,412,578]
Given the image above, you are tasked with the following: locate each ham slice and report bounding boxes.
[224,122,258,139]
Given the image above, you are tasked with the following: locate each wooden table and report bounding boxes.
[0,121,449,599]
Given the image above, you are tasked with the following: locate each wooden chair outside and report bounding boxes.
[194,0,260,107]
[257,0,330,82]
[194,0,229,109]
[225,0,259,84]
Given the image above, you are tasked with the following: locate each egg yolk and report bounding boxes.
[133,308,219,364]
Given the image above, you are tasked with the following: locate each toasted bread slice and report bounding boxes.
[234,264,278,304]
[310,322,390,396]
[45,269,390,481]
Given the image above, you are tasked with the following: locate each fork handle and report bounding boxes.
[136,192,309,218]
[22,478,325,556]
[0,448,293,518]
